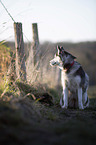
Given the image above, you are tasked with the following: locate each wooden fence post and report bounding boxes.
[32,23,39,66]
[14,22,26,81]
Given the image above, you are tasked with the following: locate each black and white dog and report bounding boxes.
[50,46,89,109]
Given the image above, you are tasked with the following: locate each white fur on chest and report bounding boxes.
[61,71,81,93]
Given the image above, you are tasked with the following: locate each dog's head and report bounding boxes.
[50,46,76,69]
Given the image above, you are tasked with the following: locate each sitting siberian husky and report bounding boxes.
[50,46,89,109]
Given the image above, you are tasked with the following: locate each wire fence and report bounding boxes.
[0,0,60,88]
[0,0,32,43]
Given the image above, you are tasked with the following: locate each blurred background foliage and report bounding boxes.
[0,41,96,86]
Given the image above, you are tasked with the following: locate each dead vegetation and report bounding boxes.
[0,41,96,145]
[0,80,96,145]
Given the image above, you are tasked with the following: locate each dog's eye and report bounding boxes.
[60,50,64,54]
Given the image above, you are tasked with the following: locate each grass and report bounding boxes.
[0,81,96,145]
[0,81,5,95]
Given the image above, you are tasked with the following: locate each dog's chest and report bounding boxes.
[61,71,81,92]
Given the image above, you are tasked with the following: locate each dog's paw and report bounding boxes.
[79,105,84,110]
[61,105,68,109]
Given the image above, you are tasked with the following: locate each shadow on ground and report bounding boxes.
[0,96,96,145]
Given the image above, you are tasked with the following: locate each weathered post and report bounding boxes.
[14,22,26,81]
[32,23,39,66]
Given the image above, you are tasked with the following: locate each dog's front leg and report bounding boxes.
[83,89,89,108]
[61,87,68,109]
[60,95,63,107]
[78,88,84,109]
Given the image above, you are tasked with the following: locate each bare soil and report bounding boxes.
[0,96,96,145]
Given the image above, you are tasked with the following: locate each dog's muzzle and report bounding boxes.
[50,60,57,66]
[50,56,60,66]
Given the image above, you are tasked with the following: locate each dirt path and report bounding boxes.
[0,97,96,145]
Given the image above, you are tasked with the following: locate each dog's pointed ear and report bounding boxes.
[60,46,64,50]
[57,46,65,54]
[57,45,60,50]
[57,45,60,55]
[57,45,64,50]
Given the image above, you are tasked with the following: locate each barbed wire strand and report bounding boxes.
[0,0,51,62]
[0,0,30,42]
[0,0,16,23]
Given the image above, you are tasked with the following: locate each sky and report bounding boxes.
[0,0,96,42]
